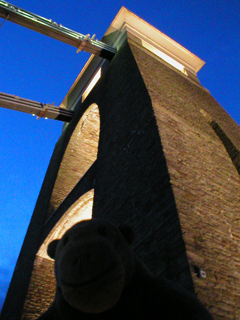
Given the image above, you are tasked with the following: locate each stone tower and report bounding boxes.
[1,7,240,320]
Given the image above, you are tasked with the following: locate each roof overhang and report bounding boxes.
[60,7,205,110]
[103,7,205,74]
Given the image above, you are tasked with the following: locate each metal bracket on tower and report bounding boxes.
[76,34,90,53]
[0,0,117,60]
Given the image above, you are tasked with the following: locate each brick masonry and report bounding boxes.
[47,103,100,217]
[2,39,240,320]
[21,257,56,320]
[129,43,240,318]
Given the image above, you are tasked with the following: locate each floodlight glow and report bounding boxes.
[82,68,102,102]
[142,41,187,75]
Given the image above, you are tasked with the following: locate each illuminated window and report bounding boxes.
[142,41,188,75]
[82,68,102,102]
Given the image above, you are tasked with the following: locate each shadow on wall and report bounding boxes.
[200,109,240,174]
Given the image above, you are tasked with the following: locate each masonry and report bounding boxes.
[1,7,240,320]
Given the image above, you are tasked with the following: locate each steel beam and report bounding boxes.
[0,92,74,122]
[0,0,116,60]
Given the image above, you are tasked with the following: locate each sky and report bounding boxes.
[0,0,239,312]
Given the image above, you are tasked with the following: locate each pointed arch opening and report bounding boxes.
[21,103,100,319]
[38,189,94,260]
[48,103,100,216]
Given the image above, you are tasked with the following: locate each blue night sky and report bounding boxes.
[0,0,239,312]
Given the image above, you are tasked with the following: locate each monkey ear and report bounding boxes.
[118,225,135,245]
[47,240,59,259]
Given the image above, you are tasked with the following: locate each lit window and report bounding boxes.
[142,41,188,75]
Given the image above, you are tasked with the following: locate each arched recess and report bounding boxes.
[47,103,100,217]
[21,190,94,319]
[21,103,100,319]
[38,189,94,259]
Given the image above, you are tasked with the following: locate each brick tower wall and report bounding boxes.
[4,39,240,320]
[20,41,194,318]
[128,42,240,319]
[21,256,55,319]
